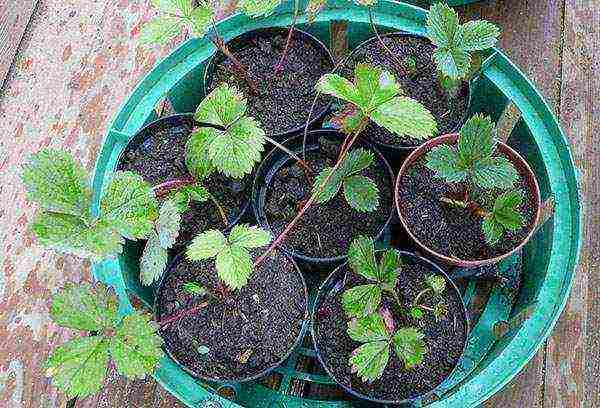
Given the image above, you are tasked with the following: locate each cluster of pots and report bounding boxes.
[117,27,541,405]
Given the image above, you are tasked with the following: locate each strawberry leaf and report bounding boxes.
[215,245,253,290]
[349,341,390,383]
[378,249,401,287]
[347,313,390,343]
[425,275,446,295]
[140,17,183,45]
[186,230,227,260]
[392,327,426,369]
[140,231,169,286]
[228,224,272,249]
[343,175,379,212]
[156,199,181,248]
[347,235,378,280]
[342,284,382,318]
[238,0,282,18]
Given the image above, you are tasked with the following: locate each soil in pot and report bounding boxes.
[397,156,537,261]
[313,256,467,402]
[341,34,469,147]
[263,138,394,260]
[156,250,307,382]
[206,29,333,136]
[117,119,251,244]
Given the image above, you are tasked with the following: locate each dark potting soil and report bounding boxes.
[341,35,469,147]
[263,141,393,259]
[397,156,536,261]
[117,122,250,245]
[314,259,467,401]
[156,250,306,382]
[207,30,333,136]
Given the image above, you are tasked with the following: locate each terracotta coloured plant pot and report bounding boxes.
[394,134,541,268]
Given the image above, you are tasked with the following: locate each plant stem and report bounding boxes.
[440,196,490,217]
[368,8,408,78]
[265,136,313,175]
[207,192,229,229]
[159,301,209,327]
[440,196,468,209]
[254,116,370,267]
[274,0,300,74]
[413,289,430,307]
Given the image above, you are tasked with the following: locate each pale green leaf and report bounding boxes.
[347,313,390,343]
[482,215,504,245]
[458,20,500,51]
[21,149,92,219]
[187,5,213,37]
[457,114,496,165]
[140,17,183,45]
[100,171,157,240]
[343,175,379,212]
[354,64,401,111]
[110,313,163,379]
[215,245,253,290]
[378,249,401,287]
[492,190,525,231]
[238,0,282,18]
[195,84,247,127]
[349,341,389,382]
[228,224,272,249]
[44,336,110,399]
[425,145,468,183]
[392,327,426,369]
[156,199,181,248]
[140,231,169,286]
[425,275,446,295]
[186,230,227,260]
[182,282,207,297]
[50,283,119,332]
[339,148,375,177]
[426,3,459,48]
[316,74,362,107]
[434,47,471,80]
[371,96,437,141]
[31,212,123,261]
[186,128,217,180]
[347,235,378,280]
[313,167,343,204]
[151,0,191,14]
[472,156,519,190]
[342,284,382,318]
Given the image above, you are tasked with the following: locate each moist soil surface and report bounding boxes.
[117,120,250,244]
[397,156,536,261]
[341,34,469,147]
[207,29,333,136]
[314,258,467,402]
[156,250,306,382]
[263,139,393,259]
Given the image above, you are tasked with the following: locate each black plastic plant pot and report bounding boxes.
[311,251,470,405]
[339,31,472,160]
[203,27,335,140]
[116,113,251,244]
[251,129,395,270]
[154,250,309,384]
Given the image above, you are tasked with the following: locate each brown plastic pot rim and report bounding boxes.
[394,133,542,268]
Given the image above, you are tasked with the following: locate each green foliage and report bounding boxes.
[182,282,208,297]
[44,283,163,399]
[238,0,281,17]
[187,84,266,179]
[412,275,449,321]
[392,328,427,369]
[168,184,210,213]
[316,63,437,140]
[426,114,519,190]
[22,150,158,261]
[425,275,446,295]
[186,224,271,289]
[426,2,500,80]
[342,236,402,318]
[313,148,380,212]
[482,190,525,245]
[141,0,214,45]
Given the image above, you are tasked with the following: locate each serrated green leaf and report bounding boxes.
[238,0,282,17]
[151,0,190,14]
[100,171,157,240]
[110,313,163,379]
[156,199,181,248]
[182,282,207,297]
[31,212,123,261]
[457,114,496,165]
[215,245,253,290]
[492,190,525,231]
[44,336,110,399]
[140,231,169,286]
[186,230,227,260]
[378,249,401,287]
[426,3,460,48]
[50,283,119,332]
[392,327,426,369]
[340,148,375,176]
[316,74,362,107]
[186,128,217,180]
[347,236,378,280]
[472,156,519,190]
[433,303,449,320]
[343,175,379,212]
[354,64,401,111]
[425,144,468,183]
[409,306,424,319]
[434,47,471,80]
[195,84,247,127]
[313,167,344,204]
[347,313,390,343]
[228,224,271,249]
[371,96,437,140]
[482,214,504,245]
[21,149,92,219]
[425,275,446,295]
[140,17,183,45]
[342,284,382,318]
[187,5,213,37]
[186,184,211,202]
[306,0,326,23]
[458,20,500,51]
[207,117,266,179]
[349,340,389,382]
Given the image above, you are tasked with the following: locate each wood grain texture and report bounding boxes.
[0,0,38,89]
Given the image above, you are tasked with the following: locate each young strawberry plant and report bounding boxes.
[425,114,525,245]
[44,283,163,399]
[409,275,448,321]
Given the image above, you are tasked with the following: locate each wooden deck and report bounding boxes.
[0,0,597,407]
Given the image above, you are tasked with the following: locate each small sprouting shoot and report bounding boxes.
[186,224,272,290]
[44,283,163,399]
[409,275,449,321]
[424,114,525,245]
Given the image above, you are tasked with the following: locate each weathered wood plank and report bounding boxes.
[543,0,599,407]
[0,0,38,89]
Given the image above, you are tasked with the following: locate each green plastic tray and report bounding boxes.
[91,1,582,407]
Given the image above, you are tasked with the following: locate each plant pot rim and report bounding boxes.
[340,30,473,152]
[154,249,309,384]
[251,128,396,265]
[394,133,542,268]
[310,249,470,405]
[202,26,335,140]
